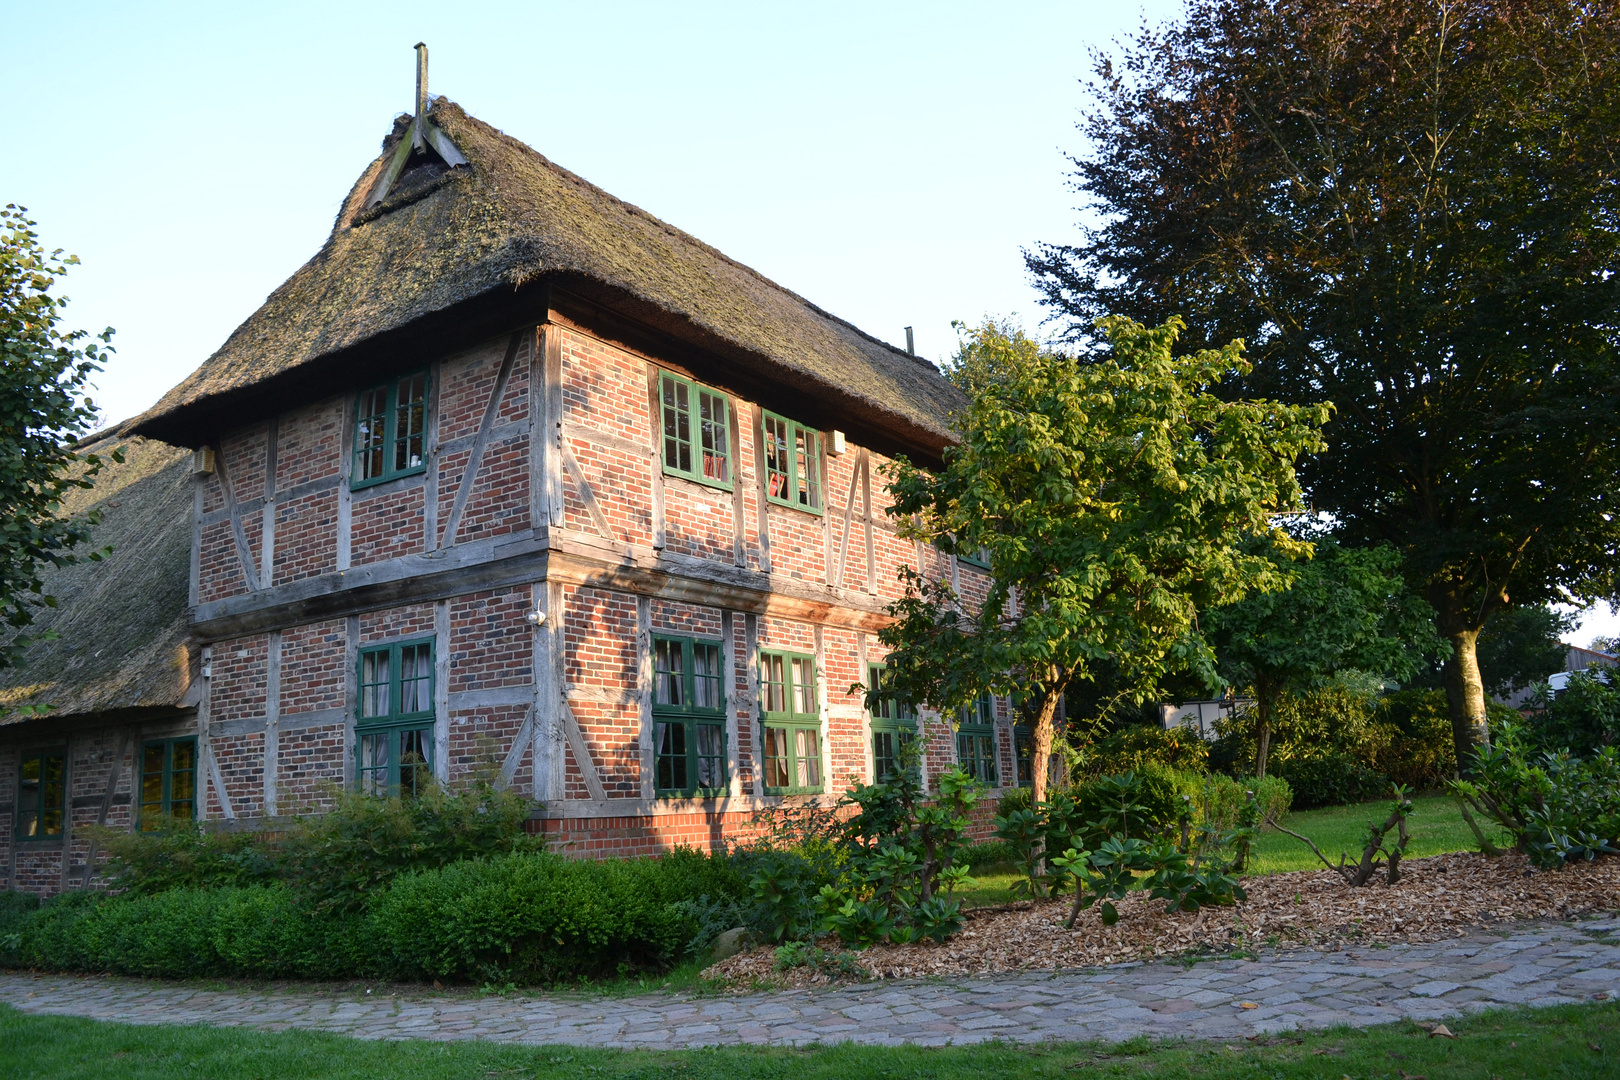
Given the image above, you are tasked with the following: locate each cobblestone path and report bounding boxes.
[2,918,1617,1048]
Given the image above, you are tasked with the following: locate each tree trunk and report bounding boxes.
[1030,691,1062,807]
[1252,677,1278,780]
[1444,627,1491,775]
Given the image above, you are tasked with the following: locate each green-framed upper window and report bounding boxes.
[355,638,435,797]
[659,373,732,490]
[139,738,197,830]
[15,749,66,841]
[867,662,917,781]
[653,635,728,796]
[760,649,821,793]
[762,412,823,513]
[959,545,991,570]
[956,693,997,785]
[354,371,429,488]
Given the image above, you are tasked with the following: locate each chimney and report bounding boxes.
[904,326,915,356]
[414,42,429,150]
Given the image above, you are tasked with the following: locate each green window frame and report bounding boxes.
[14,749,67,841]
[762,411,823,513]
[138,737,198,830]
[956,693,997,785]
[760,650,822,793]
[353,370,429,488]
[959,545,991,570]
[355,638,436,797]
[653,635,728,796]
[867,663,917,781]
[659,372,733,490]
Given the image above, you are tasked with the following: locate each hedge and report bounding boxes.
[0,847,744,986]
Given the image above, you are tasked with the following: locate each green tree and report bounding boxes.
[1027,0,1620,771]
[0,205,118,670]
[875,316,1328,804]
[1206,540,1440,778]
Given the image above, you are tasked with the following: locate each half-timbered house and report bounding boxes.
[0,76,1033,890]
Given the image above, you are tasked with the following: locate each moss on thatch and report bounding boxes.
[0,429,192,723]
[131,100,963,455]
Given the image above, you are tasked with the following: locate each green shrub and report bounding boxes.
[98,781,542,911]
[1070,763,1197,845]
[1271,753,1389,809]
[1374,690,1459,790]
[1197,773,1292,832]
[1077,723,1209,777]
[1527,670,1620,755]
[3,885,370,980]
[371,848,742,984]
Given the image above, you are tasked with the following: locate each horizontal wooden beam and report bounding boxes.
[190,526,895,641]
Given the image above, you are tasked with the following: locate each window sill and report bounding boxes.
[764,495,825,517]
[662,468,734,495]
[350,464,428,493]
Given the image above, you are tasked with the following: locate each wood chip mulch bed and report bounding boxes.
[703,851,1620,989]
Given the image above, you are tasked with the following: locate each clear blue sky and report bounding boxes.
[4,0,1612,647]
[2,0,1178,425]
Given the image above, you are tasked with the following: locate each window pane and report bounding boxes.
[170,740,197,820]
[763,725,791,789]
[794,428,820,508]
[764,416,789,499]
[761,653,785,714]
[695,722,725,790]
[654,639,684,708]
[358,731,391,796]
[17,755,40,837]
[698,391,729,483]
[398,728,431,798]
[873,730,896,780]
[791,657,815,717]
[795,728,821,789]
[394,374,427,473]
[1015,731,1033,786]
[657,720,688,792]
[40,755,64,836]
[140,744,165,826]
[692,643,722,711]
[356,388,388,481]
[361,650,390,719]
[662,377,692,475]
[399,643,433,714]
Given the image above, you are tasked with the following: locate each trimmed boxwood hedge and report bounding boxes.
[0,848,744,986]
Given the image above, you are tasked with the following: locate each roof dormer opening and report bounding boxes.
[359,43,468,217]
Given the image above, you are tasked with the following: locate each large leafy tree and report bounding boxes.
[0,205,117,669]
[875,316,1327,804]
[1206,539,1440,778]
[1027,0,1620,771]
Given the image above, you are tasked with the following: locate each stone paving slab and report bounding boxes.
[1,918,1617,1049]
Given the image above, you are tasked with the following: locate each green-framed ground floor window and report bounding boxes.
[956,725,997,786]
[139,738,197,829]
[15,749,66,840]
[763,722,822,793]
[1014,726,1034,788]
[356,725,434,797]
[871,724,916,781]
[655,718,727,795]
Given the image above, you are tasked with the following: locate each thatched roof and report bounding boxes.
[130,100,963,457]
[0,430,194,724]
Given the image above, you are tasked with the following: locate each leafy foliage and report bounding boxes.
[1526,670,1620,756]
[1028,0,1620,765]
[1205,540,1441,777]
[0,205,121,671]
[878,316,1327,802]
[1451,724,1620,869]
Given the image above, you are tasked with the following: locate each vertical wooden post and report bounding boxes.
[752,407,772,573]
[813,624,830,794]
[744,613,762,796]
[337,393,354,572]
[342,616,359,788]
[543,325,565,529]
[261,417,278,589]
[728,396,746,567]
[856,631,871,783]
[264,631,282,817]
[528,327,544,532]
[644,367,666,551]
[862,453,876,593]
[434,600,451,783]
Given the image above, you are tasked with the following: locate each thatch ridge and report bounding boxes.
[0,428,193,723]
[129,99,963,452]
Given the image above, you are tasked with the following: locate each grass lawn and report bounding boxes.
[961,793,1511,906]
[1,1000,1614,1078]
